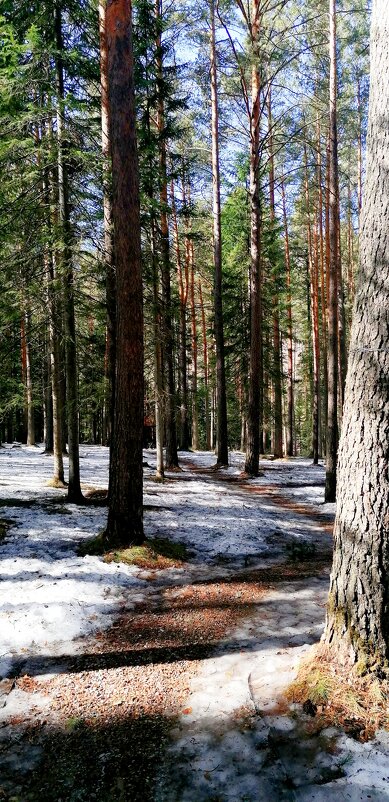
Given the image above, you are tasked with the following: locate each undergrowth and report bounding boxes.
[286,644,389,740]
[78,534,188,569]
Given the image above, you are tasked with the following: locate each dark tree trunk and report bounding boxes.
[104,0,144,547]
[323,0,389,666]
[210,0,228,466]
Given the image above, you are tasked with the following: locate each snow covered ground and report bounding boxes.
[2,445,388,801]
[0,445,333,680]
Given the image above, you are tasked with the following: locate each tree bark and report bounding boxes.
[281,177,294,457]
[105,0,144,547]
[245,0,262,476]
[171,179,190,451]
[189,237,199,450]
[303,138,320,465]
[210,0,228,466]
[198,278,211,450]
[267,84,282,458]
[323,0,389,666]
[155,0,178,468]
[99,0,116,447]
[325,0,339,501]
[54,1,82,502]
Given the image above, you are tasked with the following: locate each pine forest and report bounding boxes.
[1,1,389,800]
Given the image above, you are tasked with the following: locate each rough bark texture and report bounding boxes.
[105,0,144,547]
[210,0,228,466]
[325,0,339,501]
[323,0,389,666]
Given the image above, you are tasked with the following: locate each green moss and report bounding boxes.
[78,534,187,569]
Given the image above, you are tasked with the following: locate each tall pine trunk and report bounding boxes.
[155,0,178,468]
[323,0,389,666]
[325,0,339,501]
[281,178,294,457]
[171,180,190,451]
[54,2,82,502]
[267,85,282,458]
[105,0,144,546]
[210,0,228,466]
[245,0,262,476]
[99,0,116,447]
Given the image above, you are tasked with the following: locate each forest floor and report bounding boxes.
[0,445,389,801]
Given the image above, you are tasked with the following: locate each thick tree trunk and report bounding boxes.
[210,0,228,466]
[105,0,144,547]
[325,0,339,501]
[245,0,262,476]
[323,0,389,666]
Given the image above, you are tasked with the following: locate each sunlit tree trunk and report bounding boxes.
[198,278,211,450]
[324,0,389,665]
[281,177,294,457]
[105,0,144,546]
[54,1,82,502]
[171,179,190,451]
[267,85,282,458]
[303,138,320,465]
[99,0,116,447]
[325,0,339,501]
[189,238,199,450]
[245,0,262,476]
[210,0,228,465]
[155,0,178,468]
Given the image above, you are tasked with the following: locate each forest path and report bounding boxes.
[1,450,388,800]
[155,455,389,802]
